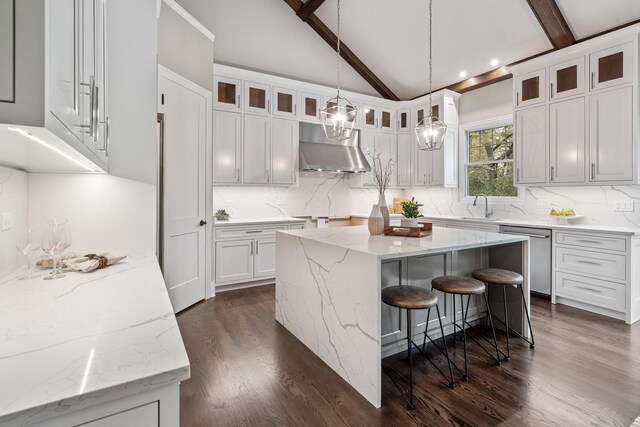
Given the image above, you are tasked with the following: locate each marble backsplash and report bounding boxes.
[410,185,640,228]
[0,166,29,277]
[213,173,403,219]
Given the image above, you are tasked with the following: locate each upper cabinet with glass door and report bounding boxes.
[589,42,633,91]
[299,92,322,122]
[397,108,411,132]
[214,76,242,110]
[362,105,394,132]
[244,81,271,115]
[272,87,297,118]
[515,69,546,108]
[550,57,584,100]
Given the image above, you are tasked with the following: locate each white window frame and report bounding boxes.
[459,116,523,204]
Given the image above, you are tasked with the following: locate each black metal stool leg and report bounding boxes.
[435,305,455,388]
[483,292,501,366]
[422,307,432,352]
[461,295,470,381]
[502,286,511,362]
[451,294,457,344]
[519,284,535,348]
[406,308,414,410]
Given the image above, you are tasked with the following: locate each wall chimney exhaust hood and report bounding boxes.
[298,122,370,173]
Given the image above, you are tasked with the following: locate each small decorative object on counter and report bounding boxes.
[215,209,230,221]
[549,208,583,224]
[64,253,127,273]
[400,198,424,227]
[370,150,394,227]
[368,204,384,235]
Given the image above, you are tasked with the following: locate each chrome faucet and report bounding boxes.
[473,193,493,218]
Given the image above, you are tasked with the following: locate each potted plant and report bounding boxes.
[370,150,395,226]
[400,198,423,227]
[214,209,230,221]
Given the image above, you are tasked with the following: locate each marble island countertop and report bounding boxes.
[212,217,306,226]
[281,225,527,260]
[0,255,190,426]
[417,214,640,236]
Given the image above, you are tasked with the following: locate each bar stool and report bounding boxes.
[381,285,454,410]
[472,268,535,361]
[431,276,501,381]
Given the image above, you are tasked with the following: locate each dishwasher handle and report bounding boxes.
[500,231,550,239]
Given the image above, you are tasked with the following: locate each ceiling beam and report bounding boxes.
[296,0,325,22]
[444,68,513,94]
[283,0,400,100]
[526,0,576,49]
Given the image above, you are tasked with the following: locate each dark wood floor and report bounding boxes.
[177,285,640,426]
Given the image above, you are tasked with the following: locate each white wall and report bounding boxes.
[0,166,28,277]
[28,173,156,256]
[409,78,640,229]
[213,173,403,219]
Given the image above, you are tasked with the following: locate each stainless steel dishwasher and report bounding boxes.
[499,225,552,296]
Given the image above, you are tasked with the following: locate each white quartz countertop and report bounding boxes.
[419,214,640,236]
[212,217,306,227]
[280,225,527,259]
[0,255,190,425]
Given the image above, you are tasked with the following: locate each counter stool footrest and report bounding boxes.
[450,320,502,365]
[490,315,535,347]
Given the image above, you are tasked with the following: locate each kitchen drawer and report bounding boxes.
[214,225,287,240]
[555,231,626,252]
[555,247,626,281]
[555,272,625,311]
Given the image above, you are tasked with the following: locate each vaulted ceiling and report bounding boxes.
[175,0,640,100]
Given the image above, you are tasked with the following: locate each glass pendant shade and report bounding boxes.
[415,115,447,151]
[320,95,357,140]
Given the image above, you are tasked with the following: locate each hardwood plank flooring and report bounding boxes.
[177,285,640,426]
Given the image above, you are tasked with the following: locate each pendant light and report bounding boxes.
[415,0,447,151]
[320,0,357,140]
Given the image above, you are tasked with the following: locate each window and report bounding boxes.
[466,123,518,198]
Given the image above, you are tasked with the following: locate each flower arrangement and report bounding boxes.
[369,150,395,195]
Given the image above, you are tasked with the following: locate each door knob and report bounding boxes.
[199,220,207,226]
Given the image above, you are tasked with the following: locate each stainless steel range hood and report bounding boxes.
[299,122,371,173]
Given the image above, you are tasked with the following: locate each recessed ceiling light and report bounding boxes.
[458,71,467,78]
[490,59,499,67]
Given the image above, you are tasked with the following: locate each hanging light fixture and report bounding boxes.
[320,0,357,140]
[415,0,447,151]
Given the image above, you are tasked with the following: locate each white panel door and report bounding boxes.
[443,128,458,188]
[429,145,444,187]
[413,143,429,186]
[515,105,547,184]
[550,98,585,183]
[396,133,412,187]
[213,110,242,184]
[215,240,254,283]
[378,132,397,188]
[271,118,297,185]
[589,87,633,182]
[159,69,208,313]
[254,237,276,278]
[243,114,271,184]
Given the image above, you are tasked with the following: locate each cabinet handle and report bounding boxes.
[591,163,596,181]
[550,82,554,99]
[237,95,241,109]
[294,104,297,115]
[591,72,595,89]
[80,76,96,139]
[245,230,263,234]
[516,168,520,183]
[91,84,99,141]
[516,92,519,106]
[550,166,554,182]
[576,239,602,245]
[237,168,240,182]
[250,241,254,255]
[575,285,602,294]
[256,241,259,254]
[267,100,270,113]
[267,169,270,182]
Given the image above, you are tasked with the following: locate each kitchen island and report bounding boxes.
[275,226,529,408]
[0,255,189,426]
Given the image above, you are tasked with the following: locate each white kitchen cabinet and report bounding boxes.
[379,107,395,132]
[244,81,271,115]
[254,237,277,278]
[443,128,458,188]
[413,144,429,186]
[243,113,271,184]
[411,101,443,129]
[549,97,585,183]
[515,69,546,108]
[273,86,297,118]
[396,133,413,187]
[589,86,633,182]
[549,57,584,100]
[362,104,379,130]
[213,110,242,184]
[214,75,242,110]
[413,142,445,187]
[589,42,633,91]
[215,239,254,283]
[300,91,322,122]
[429,144,444,187]
[515,105,547,184]
[361,105,394,131]
[379,132,397,188]
[397,108,411,132]
[271,117,298,185]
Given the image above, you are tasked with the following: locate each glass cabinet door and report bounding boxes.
[214,76,242,110]
[300,92,321,122]
[362,105,378,129]
[515,69,546,108]
[397,108,411,132]
[379,108,395,132]
[243,81,271,115]
[273,87,297,118]
[550,57,584,100]
[589,42,632,91]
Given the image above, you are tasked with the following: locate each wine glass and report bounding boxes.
[42,218,72,280]
[14,228,42,280]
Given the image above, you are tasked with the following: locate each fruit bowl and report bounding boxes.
[548,214,584,224]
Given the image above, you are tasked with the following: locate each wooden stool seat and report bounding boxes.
[472,268,523,286]
[432,276,486,295]
[382,286,438,310]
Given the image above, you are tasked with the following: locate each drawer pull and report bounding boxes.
[245,230,263,234]
[575,239,602,245]
[576,260,602,266]
[575,285,602,294]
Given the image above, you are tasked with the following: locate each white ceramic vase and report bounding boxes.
[378,193,390,227]
[368,204,384,235]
